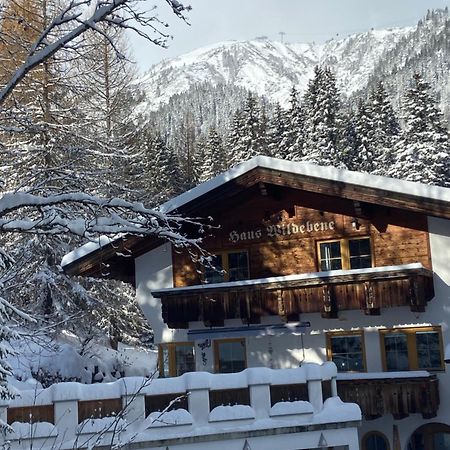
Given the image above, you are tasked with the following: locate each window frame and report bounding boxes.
[379,326,444,372]
[326,330,367,372]
[362,431,390,450]
[316,236,373,271]
[213,338,247,373]
[158,342,195,377]
[203,249,249,283]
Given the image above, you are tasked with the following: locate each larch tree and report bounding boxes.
[74,25,139,199]
[0,0,196,410]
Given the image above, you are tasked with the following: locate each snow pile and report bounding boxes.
[314,397,361,424]
[6,334,157,387]
[147,409,192,427]
[270,400,314,417]
[209,405,255,422]
[8,422,57,439]
[77,416,127,434]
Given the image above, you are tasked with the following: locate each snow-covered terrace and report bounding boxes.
[0,363,361,450]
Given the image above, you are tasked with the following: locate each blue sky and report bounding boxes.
[129,0,449,73]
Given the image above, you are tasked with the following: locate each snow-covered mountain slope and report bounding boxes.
[135,9,449,120]
[136,40,317,113]
[135,27,412,114]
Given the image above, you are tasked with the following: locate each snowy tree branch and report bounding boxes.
[0,0,191,104]
[0,191,210,254]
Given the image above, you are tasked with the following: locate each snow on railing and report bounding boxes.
[0,363,361,449]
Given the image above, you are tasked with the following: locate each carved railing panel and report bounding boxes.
[159,266,434,327]
[337,375,439,420]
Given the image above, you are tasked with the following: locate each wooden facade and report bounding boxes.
[152,184,435,328]
[172,187,431,288]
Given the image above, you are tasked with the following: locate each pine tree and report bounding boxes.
[388,73,450,186]
[229,92,263,165]
[348,99,376,172]
[227,107,245,166]
[148,134,182,202]
[175,113,197,190]
[267,103,288,158]
[195,126,229,182]
[302,67,342,166]
[284,86,305,160]
[368,81,401,174]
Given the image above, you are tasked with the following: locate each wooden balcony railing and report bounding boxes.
[337,373,439,420]
[153,264,434,328]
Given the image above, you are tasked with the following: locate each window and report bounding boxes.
[204,251,249,283]
[362,431,390,450]
[214,338,246,373]
[408,423,450,450]
[380,327,444,371]
[158,342,195,377]
[318,237,372,271]
[326,331,366,372]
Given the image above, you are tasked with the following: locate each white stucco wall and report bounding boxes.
[135,217,450,450]
[135,243,187,344]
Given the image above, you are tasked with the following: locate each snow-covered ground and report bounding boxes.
[7,332,157,390]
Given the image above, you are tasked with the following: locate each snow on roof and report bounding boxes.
[62,156,450,267]
[151,263,426,295]
[159,156,450,213]
[61,235,120,268]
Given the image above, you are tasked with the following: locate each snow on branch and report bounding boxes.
[0,191,210,252]
[0,0,191,104]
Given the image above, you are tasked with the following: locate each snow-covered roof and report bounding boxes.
[62,156,450,268]
[61,235,119,268]
[159,156,450,214]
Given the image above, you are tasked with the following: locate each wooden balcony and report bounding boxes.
[337,372,439,420]
[152,263,434,328]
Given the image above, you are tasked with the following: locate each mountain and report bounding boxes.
[134,9,449,123]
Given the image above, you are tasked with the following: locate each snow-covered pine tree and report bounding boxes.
[194,126,229,183]
[267,103,289,158]
[229,92,263,165]
[175,113,197,190]
[302,67,342,167]
[347,99,377,172]
[368,81,401,174]
[388,73,450,186]
[147,133,183,203]
[284,86,305,160]
[227,107,245,166]
[257,100,270,157]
